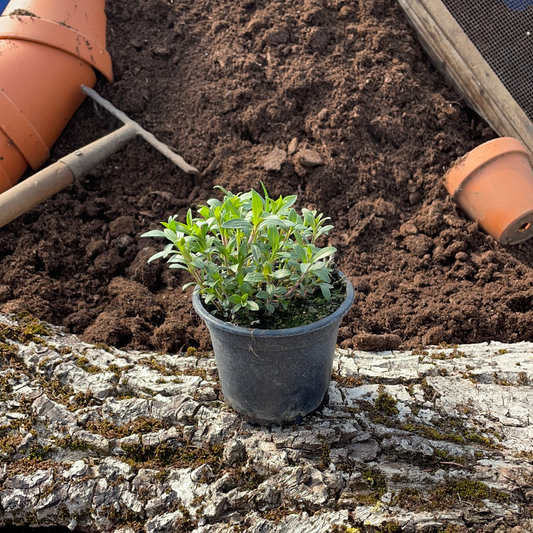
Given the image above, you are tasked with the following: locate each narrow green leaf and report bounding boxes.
[251,244,262,261]
[251,189,263,225]
[282,195,297,209]
[173,221,194,235]
[271,268,291,279]
[293,244,307,262]
[186,208,193,228]
[204,293,216,304]
[191,257,205,269]
[207,198,222,208]
[313,246,337,262]
[237,240,249,261]
[244,272,266,283]
[213,185,232,197]
[246,301,260,311]
[319,283,332,300]
[141,229,166,238]
[300,263,311,274]
[267,225,280,249]
[260,181,269,199]
[317,224,334,237]
[147,248,173,263]
[221,197,236,217]
[262,262,273,277]
[161,219,176,231]
[221,219,253,231]
[302,208,316,226]
[197,206,210,219]
[312,267,331,283]
[163,228,178,242]
[258,215,291,230]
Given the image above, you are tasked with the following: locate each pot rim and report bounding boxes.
[192,270,354,338]
[0,15,113,81]
[444,137,531,197]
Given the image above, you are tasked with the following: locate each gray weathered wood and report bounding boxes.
[0,313,533,532]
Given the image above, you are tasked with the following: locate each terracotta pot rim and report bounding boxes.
[0,15,113,81]
[445,137,531,197]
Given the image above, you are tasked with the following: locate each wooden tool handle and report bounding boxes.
[0,96,199,229]
[0,162,74,229]
[0,125,137,230]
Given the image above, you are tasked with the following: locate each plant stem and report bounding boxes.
[282,272,309,300]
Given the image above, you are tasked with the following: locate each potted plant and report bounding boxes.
[142,185,354,425]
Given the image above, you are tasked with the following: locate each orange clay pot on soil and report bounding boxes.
[0,0,113,194]
[444,137,533,245]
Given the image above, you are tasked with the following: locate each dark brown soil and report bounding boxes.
[2,0,533,352]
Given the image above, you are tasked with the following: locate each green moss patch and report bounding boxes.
[0,313,51,343]
[0,313,51,370]
[74,355,101,374]
[399,420,499,448]
[352,468,388,505]
[85,417,170,439]
[396,479,509,511]
[374,392,398,415]
[121,441,224,470]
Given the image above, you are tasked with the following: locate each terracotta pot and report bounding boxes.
[444,137,533,245]
[0,0,113,194]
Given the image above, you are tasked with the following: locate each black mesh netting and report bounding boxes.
[441,0,533,121]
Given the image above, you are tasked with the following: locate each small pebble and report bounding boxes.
[263,147,287,172]
[297,148,323,167]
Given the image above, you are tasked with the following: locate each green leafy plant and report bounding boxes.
[142,185,338,324]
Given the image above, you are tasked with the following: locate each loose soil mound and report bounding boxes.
[2,0,533,352]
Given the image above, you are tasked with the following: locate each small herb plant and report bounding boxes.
[142,185,338,325]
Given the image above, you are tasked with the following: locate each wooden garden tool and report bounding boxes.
[0,85,198,229]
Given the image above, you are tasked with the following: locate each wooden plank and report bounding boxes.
[398,0,533,155]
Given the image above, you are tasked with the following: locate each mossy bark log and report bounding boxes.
[0,313,532,532]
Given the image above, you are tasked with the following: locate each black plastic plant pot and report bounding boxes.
[192,272,354,425]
